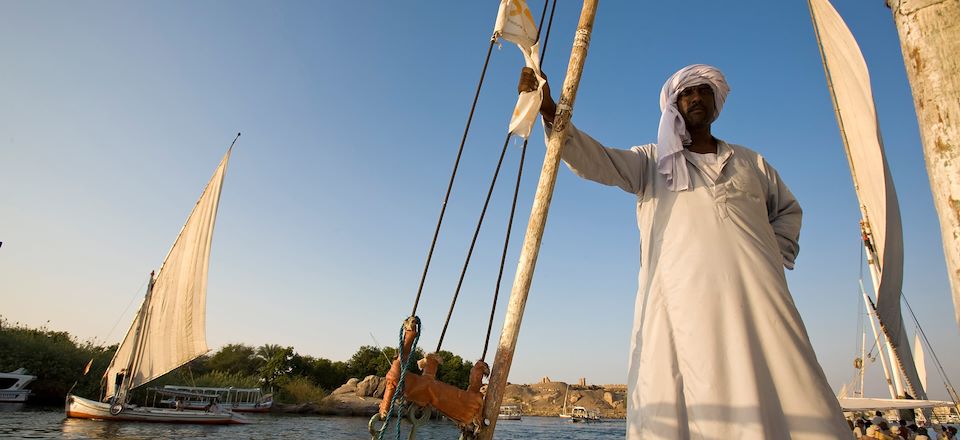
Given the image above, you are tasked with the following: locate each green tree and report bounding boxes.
[255,344,294,389]
[348,345,391,378]
[308,357,350,391]
[347,345,423,380]
[434,350,474,390]
[0,317,113,404]
[206,343,259,375]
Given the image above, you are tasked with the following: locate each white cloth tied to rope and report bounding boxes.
[657,64,730,191]
[494,0,544,139]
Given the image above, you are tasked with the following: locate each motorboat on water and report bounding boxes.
[497,404,522,420]
[569,406,601,423]
[0,368,37,403]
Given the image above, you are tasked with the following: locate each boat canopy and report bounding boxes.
[150,388,218,400]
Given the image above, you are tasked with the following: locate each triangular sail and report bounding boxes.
[809,0,925,398]
[104,149,232,398]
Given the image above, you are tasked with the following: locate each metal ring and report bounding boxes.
[368,412,386,438]
[407,404,431,427]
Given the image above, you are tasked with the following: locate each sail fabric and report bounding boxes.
[104,149,231,398]
[494,0,544,139]
[914,333,927,391]
[809,0,925,399]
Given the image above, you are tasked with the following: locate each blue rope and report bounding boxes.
[377,317,421,440]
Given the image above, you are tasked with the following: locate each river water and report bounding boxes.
[1,405,626,439]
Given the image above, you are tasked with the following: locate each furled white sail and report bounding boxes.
[809,0,925,398]
[104,149,232,399]
[914,332,927,392]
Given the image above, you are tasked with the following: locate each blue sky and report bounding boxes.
[1,1,956,399]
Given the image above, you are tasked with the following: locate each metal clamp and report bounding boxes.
[368,412,386,439]
[406,404,431,439]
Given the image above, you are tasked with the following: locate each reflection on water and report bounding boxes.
[3,407,626,439]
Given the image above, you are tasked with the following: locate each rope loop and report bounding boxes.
[376,317,422,440]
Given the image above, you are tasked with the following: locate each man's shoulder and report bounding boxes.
[632,143,657,158]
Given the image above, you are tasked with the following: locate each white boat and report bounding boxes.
[65,139,248,425]
[0,368,37,403]
[158,385,273,413]
[568,406,600,423]
[497,404,521,420]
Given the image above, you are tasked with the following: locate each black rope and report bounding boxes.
[482,139,527,361]
[482,0,558,361]
[435,0,559,354]
[540,0,558,61]
[411,37,497,317]
[900,290,960,406]
[436,131,514,352]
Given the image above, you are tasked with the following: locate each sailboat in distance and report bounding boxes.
[66,136,248,424]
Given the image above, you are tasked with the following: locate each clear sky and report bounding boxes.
[1,1,956,400]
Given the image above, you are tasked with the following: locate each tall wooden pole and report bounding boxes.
[475,1,598,439]
[886,0,960,328]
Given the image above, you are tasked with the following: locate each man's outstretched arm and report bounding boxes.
[520,68,647,195]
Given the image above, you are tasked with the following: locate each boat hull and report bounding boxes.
[0,390,31,403]
[230,405,271,413]
[65,395,248,425]
[162,400,272,413]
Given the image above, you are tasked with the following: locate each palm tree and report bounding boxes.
[255,344,294,389]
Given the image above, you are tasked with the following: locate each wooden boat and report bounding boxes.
[65,140,247,425]
[810,0,960,423]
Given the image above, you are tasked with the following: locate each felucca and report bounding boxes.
[65,136,248,425]
[808,0,959,419]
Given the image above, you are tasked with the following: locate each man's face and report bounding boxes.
[677,83,715,129]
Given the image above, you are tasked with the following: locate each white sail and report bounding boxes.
[809,0,925,398]
[104,148,232,399]
[914,332,927,392]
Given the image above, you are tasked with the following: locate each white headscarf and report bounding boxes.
[656,64,730,191]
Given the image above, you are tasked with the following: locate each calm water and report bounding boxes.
[0,405,626,439]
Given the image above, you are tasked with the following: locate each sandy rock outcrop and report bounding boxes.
[356,375,385,398]
[332,377,360,395]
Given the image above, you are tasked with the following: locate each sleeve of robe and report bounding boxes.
[545,122,647,194]
[757,156,802,269]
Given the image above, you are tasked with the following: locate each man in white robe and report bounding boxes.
[527,64,851,439]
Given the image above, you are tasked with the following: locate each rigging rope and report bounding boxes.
[381,3,562,435]
[434,0,559,355]
[410,38,498,318]
[482,0,557,362]
[900,290,960,407]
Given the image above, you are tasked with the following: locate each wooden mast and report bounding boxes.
[886,0,960,329]
[476,1,599,439]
